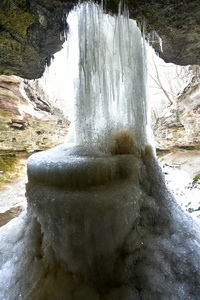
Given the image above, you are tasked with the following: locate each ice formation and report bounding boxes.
[0,2,200,300]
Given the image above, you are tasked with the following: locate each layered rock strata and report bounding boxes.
[153,75,200,151]
[0,75,70,153]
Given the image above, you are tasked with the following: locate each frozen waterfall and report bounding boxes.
[0,3,200,300]
[73,3,148,152]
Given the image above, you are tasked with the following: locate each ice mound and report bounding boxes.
[0,209,101,300]
[27,143,141,189]
[26,144,200,299]
[1,145,199,299]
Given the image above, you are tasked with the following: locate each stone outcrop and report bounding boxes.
[152,67,200,151]
[0,75,70,153]
[1,0,200,79]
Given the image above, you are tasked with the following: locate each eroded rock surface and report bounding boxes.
[0,75,70,153]
[153,72,200,151]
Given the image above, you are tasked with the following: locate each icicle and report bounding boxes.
[72,2,149,153]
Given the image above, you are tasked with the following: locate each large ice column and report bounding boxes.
[27,145,145,289]
[1,3,200,300]
[26,144,200,298]
[26,4,151,288]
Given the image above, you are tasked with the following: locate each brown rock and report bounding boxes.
[0,75,70,153]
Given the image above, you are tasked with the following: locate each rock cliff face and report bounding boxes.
[0,75,70,153]
[152,68,200,151]
[1,0,200,78]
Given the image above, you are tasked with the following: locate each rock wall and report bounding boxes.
[148,52,200,151]
[0,75,70,153]
[152,69,200,151]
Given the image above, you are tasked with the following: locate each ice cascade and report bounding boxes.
[73,3,148,153]
[0,3,200,300]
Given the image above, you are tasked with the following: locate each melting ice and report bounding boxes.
[0,3,200,300]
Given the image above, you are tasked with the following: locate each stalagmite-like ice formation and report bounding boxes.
[0,3,200,300]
